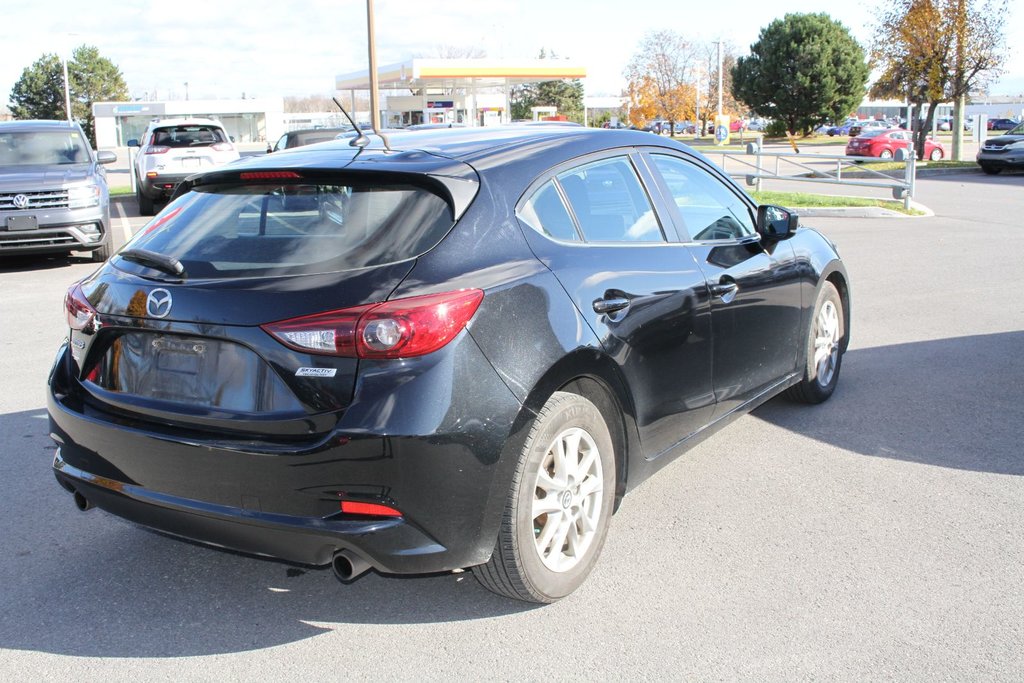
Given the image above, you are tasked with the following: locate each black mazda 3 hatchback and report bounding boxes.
[48,127,850,602]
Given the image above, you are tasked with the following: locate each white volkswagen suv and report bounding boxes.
[128,118,239,215]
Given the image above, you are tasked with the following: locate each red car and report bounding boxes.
[846,128,945,161]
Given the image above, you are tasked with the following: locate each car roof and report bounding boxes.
[146,118,227,130]
[275,126,673,164]
[0,119,83,132]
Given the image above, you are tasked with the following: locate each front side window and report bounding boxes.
[650,154,755,241]
[118,181,454,278]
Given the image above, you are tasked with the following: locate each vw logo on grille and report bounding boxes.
[146,289,173,319]
[12,194,30,209]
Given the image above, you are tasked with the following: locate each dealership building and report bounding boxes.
[335,58,587,127]
[91,98,284,148]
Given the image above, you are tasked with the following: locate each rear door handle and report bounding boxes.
[593,297,630,314]
[708,282,737,297]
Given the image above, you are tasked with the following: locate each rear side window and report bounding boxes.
[518,180,581,242]
[557,157,664,243]
[119,182,454,278]
[151,125,227,148]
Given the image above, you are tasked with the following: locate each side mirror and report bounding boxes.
[756,204,798,240]
[96,150,117,164]
[126,139,140,148]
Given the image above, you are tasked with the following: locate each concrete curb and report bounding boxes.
[793,198,933,219]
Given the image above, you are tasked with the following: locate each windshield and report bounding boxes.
[1009,122,1024,135]
[117,181,454,279]
[0,130,92,166]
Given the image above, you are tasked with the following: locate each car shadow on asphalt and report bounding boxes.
[0,331,1019,657]
[754,330,1024,476]
[0,254,98,273]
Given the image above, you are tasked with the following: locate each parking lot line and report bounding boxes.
[114,200,133,243]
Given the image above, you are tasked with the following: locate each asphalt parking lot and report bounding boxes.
[1,170,1022,680]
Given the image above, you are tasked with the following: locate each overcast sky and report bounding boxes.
[2,0,1022,105]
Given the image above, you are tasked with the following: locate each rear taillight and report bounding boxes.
[262,289,484,359]
[65,283,97,331]
[211,142,233,152]
[144,146,170,155]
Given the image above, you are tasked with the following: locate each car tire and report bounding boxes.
[473,391,615,603]
[981,165,1001,175]
[137,185,155,216]
[879,149,893,159]
[929,148,943,161]
[91,235,112,263]
[787,281,845,404]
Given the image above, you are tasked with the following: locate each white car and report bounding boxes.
[128,118,239,215]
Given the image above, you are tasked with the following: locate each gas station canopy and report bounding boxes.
[335,58,587,92]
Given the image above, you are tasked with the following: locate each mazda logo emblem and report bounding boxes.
[146,289,173,318]
[12,194,29,209]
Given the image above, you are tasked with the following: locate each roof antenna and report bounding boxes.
[332,96,391,152]
[332,97,370,148]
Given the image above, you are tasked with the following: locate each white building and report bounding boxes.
[91,98,284,148]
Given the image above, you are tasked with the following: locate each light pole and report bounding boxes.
[184,82,189,101]
[716,40,723,116]
[62,58,72,123]
[366,0,381,132]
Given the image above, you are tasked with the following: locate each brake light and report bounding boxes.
[340,500,402,517]
[211,142,233,152]
[145,146,170,155]
[240,171,302,180]
[262,289,484,359]
[65,283,97,331]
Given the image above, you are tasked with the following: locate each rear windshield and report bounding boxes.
[0,130,92,166]
[151,125,227,148]
[117,181,454,278]
[858,129,887,138]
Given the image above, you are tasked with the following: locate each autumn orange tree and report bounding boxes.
[624,31,699,132]
[871,0,1007,160]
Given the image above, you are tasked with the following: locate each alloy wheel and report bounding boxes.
[531,427,604,573]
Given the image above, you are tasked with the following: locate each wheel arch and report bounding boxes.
[822,264,851,353]
[518,348,640,509]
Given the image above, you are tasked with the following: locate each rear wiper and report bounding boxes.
[118,248,186,278]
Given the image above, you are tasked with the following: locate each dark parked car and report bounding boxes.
[977,121,1024,174]
[48,127,850,603]
[269,127,354,152]
[0,120,116,261]
[987,118,1019,131]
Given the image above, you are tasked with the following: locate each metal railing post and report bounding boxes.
[905,141,915,211]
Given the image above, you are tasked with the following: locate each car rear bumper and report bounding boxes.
[138,173,192,199]
[47,335,525,574]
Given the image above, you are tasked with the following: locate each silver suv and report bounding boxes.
[0,120,116,262]
[128,118,239,215]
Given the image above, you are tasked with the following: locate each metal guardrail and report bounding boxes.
[711,145,917,211]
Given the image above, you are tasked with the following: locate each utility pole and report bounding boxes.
[184,82,189,101]
[367,0,381,131]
